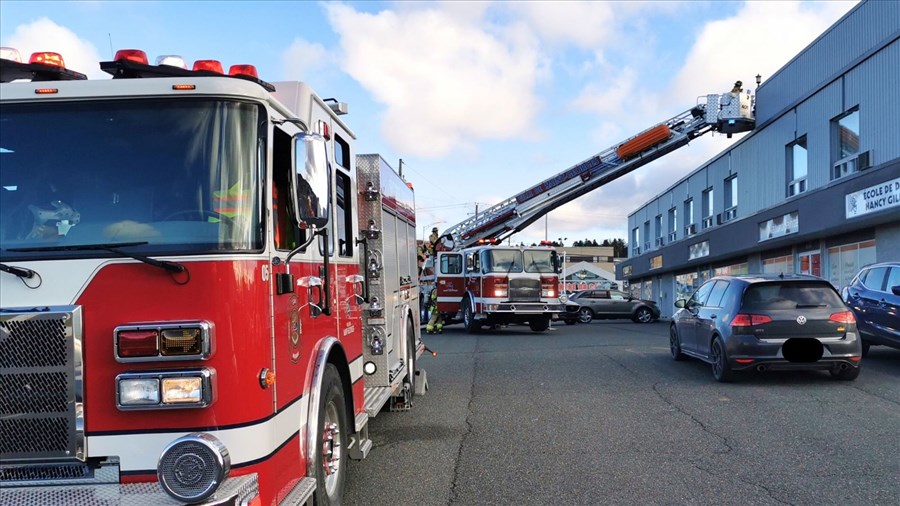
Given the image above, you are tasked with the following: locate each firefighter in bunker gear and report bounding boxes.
[425,288,442,334]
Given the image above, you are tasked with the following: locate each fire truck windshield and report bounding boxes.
[0,98,263,260]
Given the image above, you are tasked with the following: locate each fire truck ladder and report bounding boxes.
[442,92,756,250]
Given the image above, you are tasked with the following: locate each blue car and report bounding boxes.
[842,262,900,356]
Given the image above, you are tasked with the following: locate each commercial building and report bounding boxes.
[617,0,900,317]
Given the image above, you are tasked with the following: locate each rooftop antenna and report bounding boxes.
[108,33,114,59]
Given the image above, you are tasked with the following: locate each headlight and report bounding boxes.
[117,369,215,410]
[119,378,160,406]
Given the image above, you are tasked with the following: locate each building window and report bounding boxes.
[832,109,861,179]
[632,227,640,256]
[668,207,677,242]
[702,188,713,229]
[714,263,748,276]
[723,175,737,221]
[689,240,709,260]
[787,136,808,196]
[827,239,876,289]
[650,255,662,270]
[643,220,650,252]
[762,255,794,275]
[654,215,663,246]
[684,198,694,235]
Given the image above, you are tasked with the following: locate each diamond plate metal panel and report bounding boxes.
[0,474,258,506]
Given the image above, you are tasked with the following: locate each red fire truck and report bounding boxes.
[423,241,564,333]
[0,48,425,505]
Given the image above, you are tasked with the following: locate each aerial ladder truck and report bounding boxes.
[423,87,756,332]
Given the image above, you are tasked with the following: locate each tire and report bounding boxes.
[314,364,349,506]
[830,365,860,381]
[529,317,550,332]
[577,307,593,324]
[710,336,734,383]
[670,325,687,361]
[462,299,480,334]
[405,318,417,398]
[861,341,870,358]
[633,307,654,323]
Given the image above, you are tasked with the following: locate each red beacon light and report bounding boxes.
[114,49,149,65]
[29,52,66,68]
[228,64,258,78]
[193,59,224,74]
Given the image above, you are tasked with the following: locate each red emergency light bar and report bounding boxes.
[0,47,87,83]
[100,48,276,92]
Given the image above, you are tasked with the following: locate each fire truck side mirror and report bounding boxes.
[551,251,562,274]
[292,133,331,229]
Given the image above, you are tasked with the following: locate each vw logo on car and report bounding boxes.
[796,315,807,325]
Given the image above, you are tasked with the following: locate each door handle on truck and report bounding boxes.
[298,275,324,317]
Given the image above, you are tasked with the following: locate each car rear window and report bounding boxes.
[741,282,845,311]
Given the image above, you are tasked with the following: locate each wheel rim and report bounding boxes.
[463,304,471,327]
[578,308,592,323]
[637,308,652,322]
[321,401,342,496]
[670,327,679,356]
[711,341,723,377]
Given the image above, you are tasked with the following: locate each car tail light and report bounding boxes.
[829,311,856,324]
[731,314,772,327]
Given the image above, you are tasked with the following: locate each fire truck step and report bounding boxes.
[364,386,395,417]
[281,476,316,505]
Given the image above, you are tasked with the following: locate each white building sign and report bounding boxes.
[845,177,900,219]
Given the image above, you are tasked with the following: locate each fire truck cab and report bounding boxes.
[0,48,424,505]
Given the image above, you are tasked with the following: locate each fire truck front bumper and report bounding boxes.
[482,302,564,314]
[0,474,259,506]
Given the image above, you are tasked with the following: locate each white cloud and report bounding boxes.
[324,3,546,158]
[282,38,329,82]
[2,18,106,79]
[505,1,617,49]
[671,1,858,99]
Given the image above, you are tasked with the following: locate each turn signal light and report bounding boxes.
[117,329,159,358]
[114,49,149,65]
[29,52,65,68]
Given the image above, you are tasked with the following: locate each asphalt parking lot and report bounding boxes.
[345,320,900,506]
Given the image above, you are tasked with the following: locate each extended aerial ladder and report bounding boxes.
[440,90,756,250]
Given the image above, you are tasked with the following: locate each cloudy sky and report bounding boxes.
[1,1,857,246]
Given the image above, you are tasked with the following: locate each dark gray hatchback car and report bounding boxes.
[670,274,861,382]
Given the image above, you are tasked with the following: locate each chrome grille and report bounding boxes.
[509,278,541,302]
[0,306,83,462]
